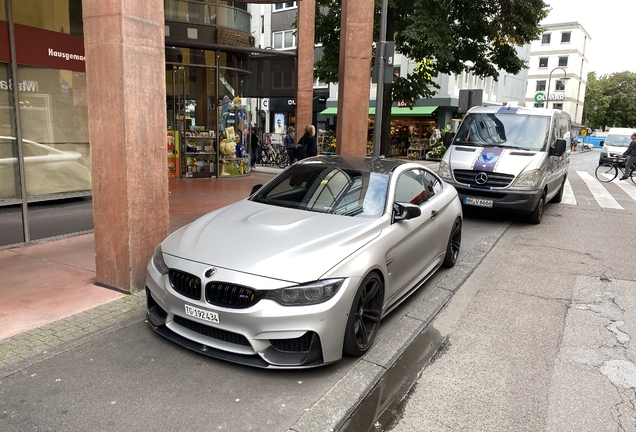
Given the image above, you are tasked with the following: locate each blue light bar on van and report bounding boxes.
[497,107,521,114]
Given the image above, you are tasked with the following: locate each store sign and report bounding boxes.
[534,92,564,103]
[14,24,86,72]
[261,98,269,111]
[287,99,296,106]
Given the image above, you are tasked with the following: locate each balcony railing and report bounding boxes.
[164,0,251,32]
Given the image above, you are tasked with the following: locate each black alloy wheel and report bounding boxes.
[442,217,462,268]
[343,273,383,357]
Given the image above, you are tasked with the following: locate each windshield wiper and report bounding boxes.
[456,141,484,147]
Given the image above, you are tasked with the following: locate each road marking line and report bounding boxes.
[577,171,624,209]
[600,173,636,201]
[562,178,577,205]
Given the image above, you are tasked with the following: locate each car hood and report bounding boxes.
[162,200,382,283]
[444,145,545,175]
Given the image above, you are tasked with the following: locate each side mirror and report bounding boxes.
[600,140,605,146]
[550,139,567,157]
[250,184,263,195]
[392,202,421,222]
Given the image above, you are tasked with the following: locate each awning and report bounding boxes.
[318,106,438,116]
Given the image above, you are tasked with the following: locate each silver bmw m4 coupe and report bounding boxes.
[146,156,462,368]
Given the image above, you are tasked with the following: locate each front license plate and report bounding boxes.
[185,304,219,324]
[463,197,494,208]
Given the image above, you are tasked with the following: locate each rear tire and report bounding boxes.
[442,217,462,268]
[528,192,545,225]
[343,273,383,357]
[550,177,566,203]
[595,164,617,182]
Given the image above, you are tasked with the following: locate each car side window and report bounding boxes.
[395,169,436,206]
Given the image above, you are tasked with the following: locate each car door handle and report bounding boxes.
[431,210,438,218]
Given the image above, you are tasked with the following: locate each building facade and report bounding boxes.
[1,0,295,249]
[524,22,591,127]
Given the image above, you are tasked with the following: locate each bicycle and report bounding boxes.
[259,142,289,168]
[594,157,636,184]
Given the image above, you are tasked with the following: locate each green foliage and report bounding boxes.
[314,0,550,103]
[584,71,636,130]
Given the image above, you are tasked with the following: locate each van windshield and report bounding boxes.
[605,134,631,147]
[454,113,550,151]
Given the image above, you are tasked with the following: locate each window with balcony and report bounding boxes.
[274,2,297,10]
[273,30,296,49]
[539,57,548,68]
[536,80,546,91]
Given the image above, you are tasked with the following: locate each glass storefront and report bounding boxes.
[166,47,252,178]
[0,0,91,247]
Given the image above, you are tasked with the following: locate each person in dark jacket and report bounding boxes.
[620,132,636,180]
[283,126,296,166]
[297,124,317,159]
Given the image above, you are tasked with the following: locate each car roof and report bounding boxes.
[296,155,417,174]
[466,106,563,117]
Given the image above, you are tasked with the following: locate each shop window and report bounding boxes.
[561,32,571,43]
[13,0,83,36]
[541,33,551,44]
[539,57,548,68]
[536,80,546,91]
[273,30,296,50]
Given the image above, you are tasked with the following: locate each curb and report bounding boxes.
[289,222,511,432]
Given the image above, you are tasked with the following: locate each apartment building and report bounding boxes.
[524,22,591,127]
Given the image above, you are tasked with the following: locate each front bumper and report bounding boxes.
[145,258,359,369]
[453,184,543,214]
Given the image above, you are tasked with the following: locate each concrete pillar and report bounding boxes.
[83,0,170,293]
[296,0,315,136]
[336,0,374,156]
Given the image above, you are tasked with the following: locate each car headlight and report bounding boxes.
[152,244,170,275]
[266,279,344,306]
[513,169,541,188]
[438,161,452,179]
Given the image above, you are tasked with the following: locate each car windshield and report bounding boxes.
[454,113,550,151]
[605,134,631,147]
[250,163,389,217]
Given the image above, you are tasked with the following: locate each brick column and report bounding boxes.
[83,0,170,292]
[336,0,374,156]
[296,0,315,136]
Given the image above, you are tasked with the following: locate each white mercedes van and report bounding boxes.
[438,106,571,224]
[598,127,636,165]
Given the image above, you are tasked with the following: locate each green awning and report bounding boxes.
[390,106,438,116]
[318,106,437,116]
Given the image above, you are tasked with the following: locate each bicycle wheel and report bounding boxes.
[275,147,289,168]
[631,168,636,185]
[595,164,617,182]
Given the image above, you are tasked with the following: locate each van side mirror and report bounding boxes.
[551,139,567,157]
[600,140,605,146]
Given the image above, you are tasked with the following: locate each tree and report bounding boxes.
[584,71,636,130]
[315,0,550,156]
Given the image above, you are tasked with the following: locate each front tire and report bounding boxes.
[528,192,545,224]
[595,164,617,182]
[343,273,383,357]
[442,217,462,268]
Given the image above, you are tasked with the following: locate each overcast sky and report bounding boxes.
[543,0,632,76]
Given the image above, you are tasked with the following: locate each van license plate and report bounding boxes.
[463,197,493,208]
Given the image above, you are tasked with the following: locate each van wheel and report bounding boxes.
[550,178,566,203]
[528,192,545,224]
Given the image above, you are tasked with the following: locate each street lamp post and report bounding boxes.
[546,66,569,109]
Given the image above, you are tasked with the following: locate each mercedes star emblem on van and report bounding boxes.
[475,172,489,185]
